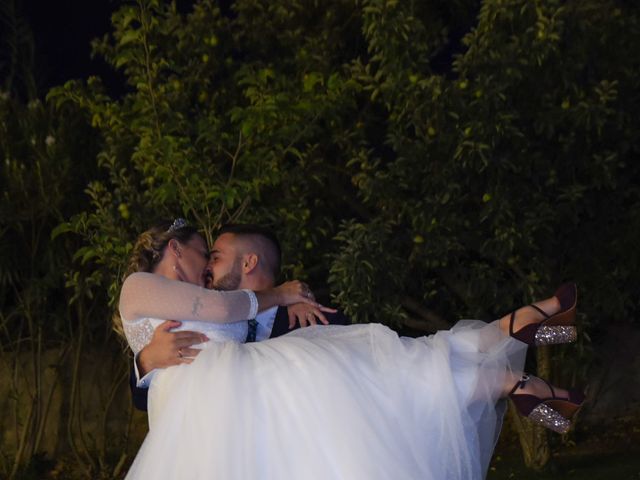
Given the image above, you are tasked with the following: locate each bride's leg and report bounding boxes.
[496,283,577,346]
[496,296,561,336]
[484,296,560,346]
[501,372,566,399]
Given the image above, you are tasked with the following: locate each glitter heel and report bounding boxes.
[509,374,585,434]
[509,283,577,346]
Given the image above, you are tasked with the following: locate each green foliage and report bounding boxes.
[0,94,100,338]
[334,0,640,326]
[45,0,640,333]
[0,90,111,478]
[329,219,409,326]
[47,0,369,308]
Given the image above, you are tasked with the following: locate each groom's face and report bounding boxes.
[210,233,243,291]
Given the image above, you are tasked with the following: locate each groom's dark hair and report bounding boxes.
[218,224,282,279]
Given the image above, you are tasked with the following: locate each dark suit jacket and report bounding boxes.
[130,307,350,411]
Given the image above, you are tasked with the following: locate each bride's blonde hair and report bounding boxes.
[113,219,201,339]
[124,220,200,277]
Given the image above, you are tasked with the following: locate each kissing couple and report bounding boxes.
[120,220,584,479]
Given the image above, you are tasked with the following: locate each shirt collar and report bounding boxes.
[255,305,278,326]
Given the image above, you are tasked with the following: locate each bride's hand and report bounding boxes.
[287,302,338,329]
[255,281,326,314]
[274,280,321,307]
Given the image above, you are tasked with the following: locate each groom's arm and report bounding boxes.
[271,304,351,338]
[129,320,208,412]
[130,362,150,411]
[324,310,350,325]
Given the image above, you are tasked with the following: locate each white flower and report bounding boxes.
[45,135,55,146]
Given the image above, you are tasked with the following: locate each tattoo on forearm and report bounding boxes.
[192,296,203,317]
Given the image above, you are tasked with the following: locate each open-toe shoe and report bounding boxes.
[509,283,577,346]
[509,374,585,434]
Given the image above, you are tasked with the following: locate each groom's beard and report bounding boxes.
[212,258,242,291]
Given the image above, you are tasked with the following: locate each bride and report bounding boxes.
[119,219,585,479]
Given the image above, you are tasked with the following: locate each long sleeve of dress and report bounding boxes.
[119,272,258,323]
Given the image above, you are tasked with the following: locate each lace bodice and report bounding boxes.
[119,272,258,354]
[123,317,249,355]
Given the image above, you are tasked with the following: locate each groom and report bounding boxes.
[130,224,350,411]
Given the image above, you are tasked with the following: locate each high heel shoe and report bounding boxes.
[509,374,585,434]
[509,283,577,346]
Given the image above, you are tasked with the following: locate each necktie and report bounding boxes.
[246,319,258,343]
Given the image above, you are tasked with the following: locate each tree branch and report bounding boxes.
[400,295,450,331]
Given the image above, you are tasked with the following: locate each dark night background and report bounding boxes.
[20,0,464,96]
[21,0,119,93]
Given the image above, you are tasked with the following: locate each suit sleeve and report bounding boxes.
[324,310,351,325]
[270,306,351,338]
[129,364,149,412]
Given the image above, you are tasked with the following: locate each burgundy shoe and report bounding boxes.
[509,374,585,434]
[509,283,577,346]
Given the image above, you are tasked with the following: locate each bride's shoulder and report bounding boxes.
[121,271,167,292]
[123,271,154,284]
[119,272,161,319]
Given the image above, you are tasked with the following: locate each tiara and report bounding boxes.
[167,218,189,232]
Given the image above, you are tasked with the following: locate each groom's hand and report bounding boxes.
[136,320,209,376]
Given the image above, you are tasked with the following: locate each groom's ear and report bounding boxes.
[242,253,259,274]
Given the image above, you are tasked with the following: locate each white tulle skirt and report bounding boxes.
[126,321,526,480]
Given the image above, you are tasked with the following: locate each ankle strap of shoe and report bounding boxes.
[508,373,531,396]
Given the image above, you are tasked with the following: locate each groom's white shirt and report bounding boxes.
[134,306,279,387]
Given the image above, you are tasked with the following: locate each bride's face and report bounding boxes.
[177,234,211,287]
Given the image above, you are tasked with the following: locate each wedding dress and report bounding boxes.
[121,272,526,479]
